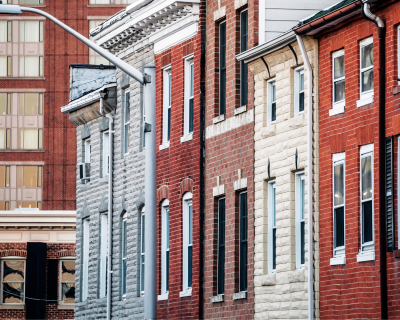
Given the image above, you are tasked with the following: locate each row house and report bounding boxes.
[294,0,400,318]
[0,209,76,320]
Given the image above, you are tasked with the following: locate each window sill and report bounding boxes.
[180,132,193,143]
[0,77,45,80]
[330,255,346,266]
[0,304,24,309]
[159,143,170,151]
[179,288,192,298]
[233,291,247,300]
[329,105,345,117]
[58,304,74,310]
[357,251,375,262]
[158,293,168,301]
[210,294,224,303]
[357,94,374,108]
[234,105,247,116]
[212,114,225,124]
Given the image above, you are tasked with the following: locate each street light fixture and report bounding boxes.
[0,3,157,320]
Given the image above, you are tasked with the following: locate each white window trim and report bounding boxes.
[359,143,374,257]
[160,199,169,296]
[182,55,194,142]
[267,78,276,126]
[259,0,266,45]
[267,180,276,274]
[181,192,193,295]
[0,258,26,306]
[161,67,171,149]
[140,206,145,294]
[357,37,374,107]
[295,172,305,269]
[82,218,89,301]
[102,131,109,177]
[123,89,130,155]
[59,258,75,305]
[332,152,345,258]
[99,213,108,298]
[330,49,345,116]
[121,213,127,298]
[84,139,91,163]
[294,66,305,117]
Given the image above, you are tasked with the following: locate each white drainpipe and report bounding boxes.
[296,35,314,320]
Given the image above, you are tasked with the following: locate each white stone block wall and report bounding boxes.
[248,36,319,320]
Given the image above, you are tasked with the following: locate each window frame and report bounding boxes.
[267,78,276,126]
[123,89,130,155]
[219,21,226,116]
[82,218,89,301]
[295,172,305,269]
[161,199,169,296]
[239,191,248,292]
[121,213,127,298]
[19,56,44,77]
[182,193,193,293]
[217,197,225,296]
[162,67,171,147]
[99,213,108,298]
[360,144,374,252]
[294,66,305,116]
[58,257,75,306]
[0,21,12,42]
[359,37,374,100]
[267,180,276,274]
[0,258,26,305]
[332,49,345,110]
[240,9,248,108]
[84,139,91,163]
[183,56,194,140]
[332,153,345,257]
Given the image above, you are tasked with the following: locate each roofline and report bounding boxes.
[236,31,296,64]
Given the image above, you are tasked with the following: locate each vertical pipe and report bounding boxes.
[143,64,157,320]
[106,112,113,320]
[296,34,314,320]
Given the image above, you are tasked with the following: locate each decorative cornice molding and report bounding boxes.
[99,116,110,132]
[119,194,128,215]
[98,195,109,213]
[136,187,145,210]
[82,199,91,219]
[81,123,91,140]
[57,250,76,258]
[0,249,27,258]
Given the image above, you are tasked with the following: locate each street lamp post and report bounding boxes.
[0,4,157,320]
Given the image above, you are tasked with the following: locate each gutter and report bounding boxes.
[295,35,314,320]
[361,2,387,319]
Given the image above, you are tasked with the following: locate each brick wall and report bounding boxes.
[318,1,400,318]
[203,0,257,318]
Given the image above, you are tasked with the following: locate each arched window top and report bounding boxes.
[183,192,193,201]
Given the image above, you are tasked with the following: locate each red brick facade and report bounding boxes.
[154,2,205,318]
[316,1,400,318]
[0,242,76,320]
[203,0,256,318]
[0,1,127,210]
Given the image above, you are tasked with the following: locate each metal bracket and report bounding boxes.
[144,74,151,84]
[144,122,152,132]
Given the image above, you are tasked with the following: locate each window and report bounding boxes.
[0,21,12,42]
[295,173,305,269]
[267,79,276,125]
[85,139,91,163]
[268,181,276,274]
[183,57,194,139]
[17,166,42,188]
[1,259,25,305]
[332,50,345,110]
[0,166,10,188]
[219,21,226,115]
[82,218,89,301]
[19,21,44,42]
[0,129,11,149]
[217,198,225,295]
[121,214,127,297]
[162,68,171,146]
[18,129,43,149]
[295,67,305,116]
[19,56,44,77]
[0,93,11,115]
[140,207,145,294]
[359,37,373,104]
[89,20,110,65]
[102,132,109,176]
[239,192,248,292]
[161,200,169,296]
[0,202,10,210]
[59,259,75,305]
[124,90,130,154]
[360,145,374,252]
[100,213,108,298]
[182,193,193,293]
[0,56,12,77]
[333,154,345,257]
[19,93,44,115]
[240,10,248,107]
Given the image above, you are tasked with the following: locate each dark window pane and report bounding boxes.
[363,200,373,244]
[217,198,225,295]
[334,80,345,103]
[334,207,345,248]
[361,43,373,69]
[334,55,345,79]
[188,246,192,288]
[273,228,276,270]
[167,108,171,142]
[219,22,226,115]
[166,250,169,292]
[362,69,373,93]
[272,102,276,122]
[239,193,248,292]
[299,92,304,112]
[122,259,126,295]
[189,98,194,133]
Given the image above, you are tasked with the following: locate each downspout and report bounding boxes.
[362,2,387,319]
[100,92,114,320]
[296,35,314,320]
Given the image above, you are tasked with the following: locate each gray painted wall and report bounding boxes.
[74,46,154,320]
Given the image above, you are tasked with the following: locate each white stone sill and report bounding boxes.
[58,304,74,310]
[357,94,374,108]
[211,294,224,303]
[357,251,375,262]
[329,104,345,116]
[233,291,247,300]
[159,142,170,151]
[212,114,225,124]
[330,255,346,266]
[157,293,168,301]
[234,105,247,115]
[179,288,192,298]
[180,132,193,143]
[0,304,24,309]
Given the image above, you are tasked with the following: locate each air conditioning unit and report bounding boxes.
[79,163,91,180]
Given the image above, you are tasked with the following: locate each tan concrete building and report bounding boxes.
[237,32,319,319]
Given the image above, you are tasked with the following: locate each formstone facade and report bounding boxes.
[247,36,320,320]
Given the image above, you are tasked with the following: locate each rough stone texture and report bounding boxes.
[74,47,154,320]
[248,37,319,320]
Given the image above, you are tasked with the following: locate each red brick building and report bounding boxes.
[295,0,400,318]
[0,0,129,211]
[155,1,205,318]
[203,0,256,318]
